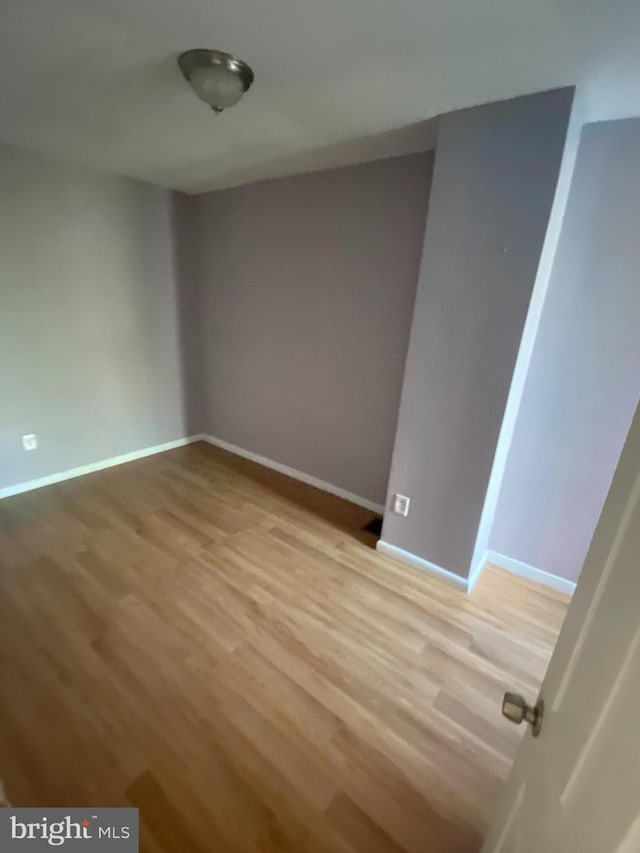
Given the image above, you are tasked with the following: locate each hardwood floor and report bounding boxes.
[0,442,569,852]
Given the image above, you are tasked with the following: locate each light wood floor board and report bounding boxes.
[0,442,569,851]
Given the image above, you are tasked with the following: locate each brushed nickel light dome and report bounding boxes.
[177,49,254,113]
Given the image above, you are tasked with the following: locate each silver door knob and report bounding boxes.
[502,692,544,737]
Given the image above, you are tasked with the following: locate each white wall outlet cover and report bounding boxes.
[22,434,38,451]
[393,494,410,517]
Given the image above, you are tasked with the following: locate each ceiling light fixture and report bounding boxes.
[177,49,254,113]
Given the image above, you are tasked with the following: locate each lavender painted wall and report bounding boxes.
[381,89,574,579]
[181,153,433,504]
[489,119,640,582]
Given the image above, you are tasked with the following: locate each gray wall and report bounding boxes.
[489,119,640,582]
[381,89,574,579]
[0,144,187,491]
[173,191,207,438]
[179,153,433,505]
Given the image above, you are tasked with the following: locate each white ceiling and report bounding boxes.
[0,0,639,193]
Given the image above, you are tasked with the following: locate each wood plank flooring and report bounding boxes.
[0,442,569,852]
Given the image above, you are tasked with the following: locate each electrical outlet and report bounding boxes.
[22,434,38,451]
[393,494,410,517]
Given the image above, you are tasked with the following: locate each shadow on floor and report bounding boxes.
[186,441,383,548]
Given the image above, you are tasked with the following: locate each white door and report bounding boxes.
[482,398,640,853]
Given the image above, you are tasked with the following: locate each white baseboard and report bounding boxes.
[200,434,385,514]
[485,549,576,596]
[0,436,199,500]
[376,539,474,592]
[466,554,487,593]
[375,542,574,596]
